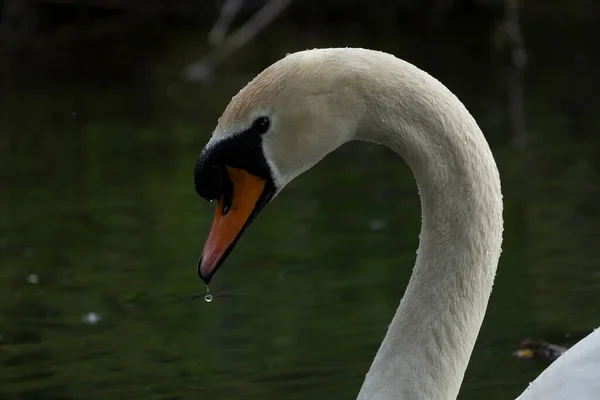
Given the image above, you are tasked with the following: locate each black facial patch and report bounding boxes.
[194,120,273,201]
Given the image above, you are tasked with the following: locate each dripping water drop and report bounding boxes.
[204,286,213,303]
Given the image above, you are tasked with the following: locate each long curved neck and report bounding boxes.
[354,60,503,400]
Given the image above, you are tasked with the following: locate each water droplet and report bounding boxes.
[204,285,213,302]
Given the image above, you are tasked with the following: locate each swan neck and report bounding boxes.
[356,67,503,400]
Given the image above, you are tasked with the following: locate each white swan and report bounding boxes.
[192,48,600,399]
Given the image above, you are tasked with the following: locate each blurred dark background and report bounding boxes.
[1,1,599,399]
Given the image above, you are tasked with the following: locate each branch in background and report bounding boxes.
[1,0,39,44]
[208,0,244,47]
[500,0,531,274]
[504,0,528,149]
[183,0,294,84]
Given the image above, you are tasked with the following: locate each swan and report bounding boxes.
[192,48,600,399]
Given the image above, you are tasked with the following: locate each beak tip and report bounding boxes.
[197,258,212,285]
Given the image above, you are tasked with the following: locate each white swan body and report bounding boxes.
[516,328,600,400]
[193,48,600,400]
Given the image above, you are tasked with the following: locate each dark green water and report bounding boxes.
[1,23,599,399]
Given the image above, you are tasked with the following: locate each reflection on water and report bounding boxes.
[1,23,600,400]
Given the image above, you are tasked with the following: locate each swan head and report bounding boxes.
[193,50,364,283]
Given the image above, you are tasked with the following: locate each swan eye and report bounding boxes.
[251,116,270,135]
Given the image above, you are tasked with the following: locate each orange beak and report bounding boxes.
[198,166,272,283]
[514,348,534,360]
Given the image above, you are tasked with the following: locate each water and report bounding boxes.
[1,22,599,400]
[205,287,213,303]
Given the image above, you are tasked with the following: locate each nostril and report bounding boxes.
[221,173,233,215]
